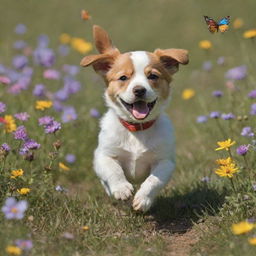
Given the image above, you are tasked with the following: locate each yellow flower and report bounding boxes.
[59,162,70,171]
[59,33,71,44]
[231,221,254,235]
[182,89,195,100]
[82,225,89,231]
[5,245,22,255]
[4,115,17,133]
[216,157,233,166]
[248,237,256,245]
[17,188,30,195]
[199,40,212,50]
[243,29,256,39]
[10,169,24,179]
[215,139,235,151]
[71,38,93,54]
[215,163,239,178]
[233,18,244,29]
[35,100,52,111]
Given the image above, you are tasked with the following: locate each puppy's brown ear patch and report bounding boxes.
[80,54,115,75]
[154,48,189,74]
[93,25,119,54]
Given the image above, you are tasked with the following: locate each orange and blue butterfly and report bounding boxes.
[204,16,230,33]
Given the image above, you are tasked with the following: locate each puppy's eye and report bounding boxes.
[148,74,159,80]
[119,75,128,81]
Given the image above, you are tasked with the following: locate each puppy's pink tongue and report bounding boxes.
[132,101,149,119]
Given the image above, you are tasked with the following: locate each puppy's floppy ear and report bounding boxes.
[80,25,120,76]
[80,53,115,75]
[154,48,189,75]
[93,25,119,54]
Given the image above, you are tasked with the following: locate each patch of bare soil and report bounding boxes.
[165,226,200,256]
[146,217,203,256]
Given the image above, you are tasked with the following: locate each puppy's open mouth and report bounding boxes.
[120,98,157,120]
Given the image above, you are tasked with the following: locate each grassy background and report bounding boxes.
[1,0,256,255]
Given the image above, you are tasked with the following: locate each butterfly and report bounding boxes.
[204,16,230,33]
[81,10,91,20]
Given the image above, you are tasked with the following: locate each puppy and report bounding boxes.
[81,25,188,212]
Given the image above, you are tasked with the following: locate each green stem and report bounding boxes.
[230,178,237,193]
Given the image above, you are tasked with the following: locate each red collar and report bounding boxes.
[119,118,156,132]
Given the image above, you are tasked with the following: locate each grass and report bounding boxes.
[1,0,256,255]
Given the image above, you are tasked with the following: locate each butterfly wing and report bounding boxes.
[204,16,218,33]
[218,16,230,32]
[81,10,91,20]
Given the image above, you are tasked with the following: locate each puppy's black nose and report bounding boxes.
[133,86,146,97]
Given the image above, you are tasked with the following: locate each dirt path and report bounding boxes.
[150,218,202,256]
[165,227,200,256]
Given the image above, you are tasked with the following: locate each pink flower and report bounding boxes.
[0,76,11,85]
[43,69,60,80]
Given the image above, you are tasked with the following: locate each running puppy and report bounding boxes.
[81,25,189,212]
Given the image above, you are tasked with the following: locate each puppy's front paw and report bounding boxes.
[111,182,134,200]
[132,190,154,212]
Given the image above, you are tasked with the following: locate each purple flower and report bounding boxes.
[1,143,11,152]
[241,127,254,137]
[13,40,27,50]
[225,65,247,80]
[58,45,70,56]
[33,84,45,97]
[1,197,28,219]
[209,111,220,119]
[37,34,49,48]
[63,77,81,94]
[15,24,27,34]
[221,113,235,120]
[14,112,30,121]
[17,76,31,90]
[212,90,223,98]
[33,47,55,67]
[45,121,61,134]
[23,139,41,150]
[0,64,5,74]
[196,115,208,123]
[61,107,77,123]
[13,126,28,140]
[15,239,33,251]
[0,102,6,113]
[62,65,80,76]
[90,108,101,118]
[54,89,69,101]
[61,232,74,239]
[0,76,11,85]
[236,145,249,156]
[65,154,76,163]
[53,101,64,112]
[248,90,256,99]
[43,69,60,80]
[12,55,28,69]
[38,116,54,126]
[201,176,210,183]
[252,184,256,191]
[217,56,225,65]
[250,103,256,115]
[22,67,33,77]
[202,61,212,71]
[55,185,68,192]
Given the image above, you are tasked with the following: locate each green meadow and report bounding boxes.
[1,0,256,255]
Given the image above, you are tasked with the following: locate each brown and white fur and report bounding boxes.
[81,25,189,212]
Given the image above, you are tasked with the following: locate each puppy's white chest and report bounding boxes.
[118,133,155,183]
